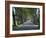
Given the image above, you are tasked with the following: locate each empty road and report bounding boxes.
[13,20,39,30]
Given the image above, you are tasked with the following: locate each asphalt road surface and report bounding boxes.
[13,20,39,30]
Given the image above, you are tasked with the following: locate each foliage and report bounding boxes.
[13,7,38,26]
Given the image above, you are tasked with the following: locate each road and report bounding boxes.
[13,20,39,30]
